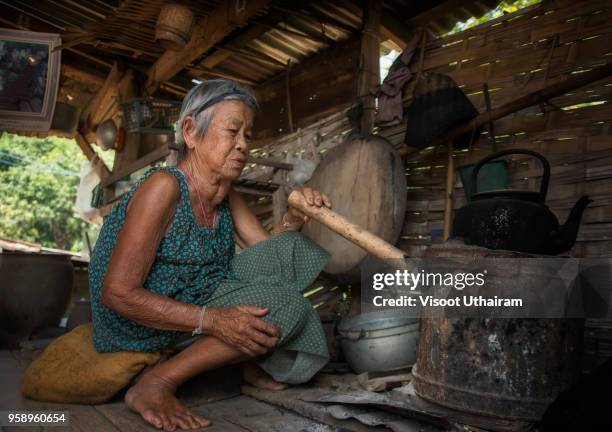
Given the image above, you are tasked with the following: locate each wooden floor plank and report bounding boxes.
[193,395,327,432]
[60,405,120,432]
[95,403,159,432]
[242,385,378,432]
[96,395,327,431]
[1,350,326,431]
[0,350,36,411]
[0,350,119,432]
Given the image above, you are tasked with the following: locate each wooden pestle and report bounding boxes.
[287,190,406,261]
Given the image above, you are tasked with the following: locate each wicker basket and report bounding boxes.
[121,98,180,134]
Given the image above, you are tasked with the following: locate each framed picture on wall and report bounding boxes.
[0,29,61,132]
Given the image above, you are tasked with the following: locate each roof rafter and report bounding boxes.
[198,8,286,70]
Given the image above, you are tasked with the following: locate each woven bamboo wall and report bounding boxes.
[247,0,612,366]
[250,0,612,260]
[385,0,612,258]
[381,0,612,371]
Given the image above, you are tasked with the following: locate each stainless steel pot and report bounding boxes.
[338,310,420,373]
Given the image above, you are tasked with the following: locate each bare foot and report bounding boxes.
[125,371,210,431]
[243,362,288,391]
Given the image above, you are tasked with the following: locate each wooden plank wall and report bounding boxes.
[251,0,612,259]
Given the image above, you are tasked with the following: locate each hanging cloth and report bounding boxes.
[375,31,423,127]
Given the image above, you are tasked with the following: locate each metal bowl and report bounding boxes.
[338,310,420,374]
[96,119,117,150]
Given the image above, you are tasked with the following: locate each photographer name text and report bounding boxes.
[372,295,523,307]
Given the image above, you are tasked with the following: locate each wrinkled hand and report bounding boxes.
[287,186,332,224]
[207,305,280,357]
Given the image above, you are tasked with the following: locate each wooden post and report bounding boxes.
[272,169,288,227]
[285,60,294,133]
[112,70,140,173]
[74,133,110,179]
[443,141,454,241]
[357,0,381,134]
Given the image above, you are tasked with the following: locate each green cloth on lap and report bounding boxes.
[202,231,330,384]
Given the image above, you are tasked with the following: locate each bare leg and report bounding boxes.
[126,335,246,431]
[242,362,287,391]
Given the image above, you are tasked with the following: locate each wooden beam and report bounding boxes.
[102,144,169,187]
[247,156,294,170]
[61,63,105,87]
[297,4,358,35]
[198,9,285,70]
[53,34,96,52]
[398,62,612,157]
[380,10,413,49]
[186,67,257,86]
[358,0,381,134]
[333,0,413,49]
[145,0,271,94]
[84,62,122,130]
[255,20,331,45]
[74,132,96,161]
[433,61,612,146]
[75,133,110,179]
[275,19,334,45]
[212,45,286,67]
[159,83,187,98]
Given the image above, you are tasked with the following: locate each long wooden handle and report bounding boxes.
[287,191,406,260]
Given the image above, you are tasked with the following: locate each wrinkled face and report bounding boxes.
[184,100,254,180]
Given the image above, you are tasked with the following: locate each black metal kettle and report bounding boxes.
[453,149,592,255]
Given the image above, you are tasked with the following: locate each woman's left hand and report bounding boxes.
[286,187,332,224]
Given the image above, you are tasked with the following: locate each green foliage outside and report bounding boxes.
[445,0,542,35]
[0,133,101,252]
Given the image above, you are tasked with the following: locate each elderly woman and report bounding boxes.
[87,80,331,430]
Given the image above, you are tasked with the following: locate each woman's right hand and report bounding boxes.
[205,306,280,357]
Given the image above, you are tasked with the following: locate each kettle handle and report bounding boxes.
[470,148,550,202]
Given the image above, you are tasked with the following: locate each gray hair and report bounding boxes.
[175,79,258,161]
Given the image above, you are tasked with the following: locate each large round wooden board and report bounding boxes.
[302,135,406,280]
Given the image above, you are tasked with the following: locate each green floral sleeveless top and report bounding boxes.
[89,166,235,353]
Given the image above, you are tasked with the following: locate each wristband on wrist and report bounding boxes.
[192,306,206,336]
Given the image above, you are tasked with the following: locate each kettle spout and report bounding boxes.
[548,195,593,255]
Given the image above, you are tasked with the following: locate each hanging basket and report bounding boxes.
[121,98,181,134]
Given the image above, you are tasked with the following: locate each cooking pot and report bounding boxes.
[453,149,591,255]
[0,252,73,347]
[338,310,419,373]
